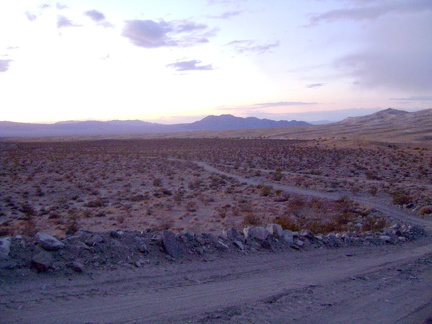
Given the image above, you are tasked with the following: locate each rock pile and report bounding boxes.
[0,223,426,275]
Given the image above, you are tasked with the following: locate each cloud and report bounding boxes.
[208,11,242,19]
[306,83,324,88]
[56,3,68,10]
[331,4,432,92]
[253,101,318,108]
[167,60,213,71]
[25,12,37,21]
[0,60,12,73]
[57,15,80,28]
[390,96,432,101]
[227,40,280,54]
[122,19,216,48]
[84,10,105,22]
[309,0,432,25]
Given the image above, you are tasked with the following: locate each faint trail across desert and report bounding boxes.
[192,160,432,229]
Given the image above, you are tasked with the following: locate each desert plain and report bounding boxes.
[1,109,432,323]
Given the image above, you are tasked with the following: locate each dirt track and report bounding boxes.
[2,236,431,323]
[2,161,432,323]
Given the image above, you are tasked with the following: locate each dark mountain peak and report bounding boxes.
[187,114,309,131]
[374,108,408,117]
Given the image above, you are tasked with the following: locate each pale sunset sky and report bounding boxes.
[0,0,431,123]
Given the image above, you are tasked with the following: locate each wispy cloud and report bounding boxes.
[57,15,80,28]
[167,60,213,71]
[390,96,432,101]
[84,10,105,22]
[253,101,318,108]
[227,40,279,54]
[122,19,216,48]
[308,0,432,25]
[306,83,324,88]
[208,11,242,19]
[0,59,12,73]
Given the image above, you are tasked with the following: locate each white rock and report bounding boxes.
[243,227,269,241]
[266,224,283,237]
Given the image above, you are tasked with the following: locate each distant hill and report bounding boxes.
[0,114,309,138]
[184,114,308,131]
[229,108,432,144]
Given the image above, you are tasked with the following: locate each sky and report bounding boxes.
[0,0,431,124]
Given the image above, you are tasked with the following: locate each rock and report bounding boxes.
[85,234,104,246]
[110,231,123,239]
[66,261,84,273]
[202,233,217,244]
[398,236,407,242]
[162,230,183,259]
[299,229,314,239]
[138,243,149,254]
[0,237,11,260]
[342,233,351,244]
[35,232,65,251]
[233,240,244,251]
[266,224,283,238]
[282,230,294,244]
[295,239,305,247]
[379,235,392,243]
[215,240,229,251]
[243,227,269,241]
[32,251,53,272]
[223,228,241,241]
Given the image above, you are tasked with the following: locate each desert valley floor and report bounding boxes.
[1,136,431,323]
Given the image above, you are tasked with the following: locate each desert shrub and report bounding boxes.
[419,205,432,216]
[272,169,283,181]
[362,216,387,232]
[391,191,412,205]
[153,178,162,187]
[369,186,379,196]
[242,213,262,226]
[155,218,174,231]
[274,215,301,232]
[258,185,272,197]
[85,197,105,208]
[19,202,36,219]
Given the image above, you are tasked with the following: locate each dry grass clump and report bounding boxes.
[274,196,384,234]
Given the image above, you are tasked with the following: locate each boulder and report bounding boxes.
[32,251,53,272]
[162,230,183,259]
[282,230,294,244]
[266,224,283,238]
[35,232,65,251]
[0,237,11,260]
[85,234,104,246]
[223,228,242,241]
[243,227,269,241]
[299,229,314,239]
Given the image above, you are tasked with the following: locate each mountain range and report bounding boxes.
[0,114,309,138]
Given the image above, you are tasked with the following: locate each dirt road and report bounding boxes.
[2,235,431,323]
[194,161,432,229]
